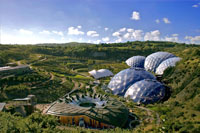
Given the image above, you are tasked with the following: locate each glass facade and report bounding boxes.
[125,56,146,68]
[156,57,181,75]
[124,79,166,104]
[108,68,156,96]
[144,52,176,72]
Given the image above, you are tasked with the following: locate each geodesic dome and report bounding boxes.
[125,56,146,68]
[155,57,181,75]
[108,68,156,96]
[144,52,176,72]
[124,79,166,104]
[89,69,113,79]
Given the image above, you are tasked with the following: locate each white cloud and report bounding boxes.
[192,4,199,8]
[155,19,160,24]
[104,27,109,31]
[112,32,121,37]
[131,11,140,20]
[185,35,200,44]
[52,31,63,36]
[113,28,143,41]
[144,30,161,41]
[93,40,101,44]
[172,34,179,37]
[39,30,51,35]
[127,28,134,32]
[165,36,178,42]
[115,38,123,43]
[163,18,171,24]
[132,30,143,40]
[102,37,110,42]
[87,31,99,37]
[19,29,33,35]
[77,25,82,29]
[123,33,130,39]
[78,38,83,42]
[119,28,126,32]
[68,27,84,35]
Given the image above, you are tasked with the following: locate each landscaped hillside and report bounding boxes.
[0,41,199,132]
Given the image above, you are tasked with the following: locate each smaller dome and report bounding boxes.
[155,57,181,75]
[124,79,166,104]
[125,56,146,68]
[144,51,176,72]
[89,69,113,79]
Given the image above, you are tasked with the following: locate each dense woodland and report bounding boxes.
[0,41,200,132]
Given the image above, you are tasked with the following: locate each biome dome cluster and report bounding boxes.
[108,51,180,104]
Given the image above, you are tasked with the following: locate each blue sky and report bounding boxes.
[0,0,200,44]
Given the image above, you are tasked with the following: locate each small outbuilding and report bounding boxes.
[88,69,113,79]
[0,103,6,112]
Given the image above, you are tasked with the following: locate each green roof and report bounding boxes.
[46,90,129,127]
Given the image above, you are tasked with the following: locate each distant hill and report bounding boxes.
[36,42,94,47]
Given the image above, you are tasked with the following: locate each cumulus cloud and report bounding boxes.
[119,28,126,32]
[144,30,161,41]
[192,5,199,8]
[112,28,144,42]
[68,27,84,35]
[93,40,101,44]
[112,32,121,37]
[163,18,171,24]
[39,30,63,36]
[165,36,179,42]
[115,38,122,43]
[39,30,51,35]
[77,25,82,29]
[52,31,64,36]
[123,33,130,39]
[185,35,200,44]
[104,27,109,31]
[19,29,33,35]
[131,11,140,20]
[155,19,160,24]
[172,34,179,37]
[132,30,143,40]
[112,28,127,38]
[127,28,134,32]
[87,31,99,37]
[102,37,110,42]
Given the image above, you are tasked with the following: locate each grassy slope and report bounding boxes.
[0,42,200,132]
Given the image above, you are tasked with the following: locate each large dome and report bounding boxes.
[155,57,181,75]
[144,52,176,72]
[108,68,156,96]
[124,79,166,104]
[125,56,146,68]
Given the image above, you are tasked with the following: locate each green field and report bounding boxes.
[0,41,200,132]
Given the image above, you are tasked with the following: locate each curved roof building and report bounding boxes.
[125,56,146,68]
[124,79,166,104]
[155,57,181,75]
[108,68,156,96]
[89,69,113,79]
[46,89,129,128]
[144,52,176,72]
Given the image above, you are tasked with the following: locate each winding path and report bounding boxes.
[135,106,161,125]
